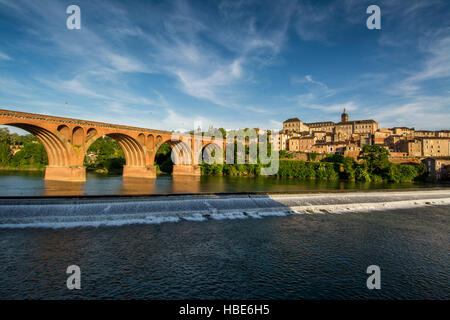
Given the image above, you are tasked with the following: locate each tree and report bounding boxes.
[20,134,39,145]
[355,165,371,182]
[0,142,11,166]
[84,136,125,173]
[0,128,11,143]
[11,142,48,168]
[342,157,356,180]
[279,150,292,159]
[322,154,344,163]
[218,128,227,138]
[155,142,173,174]
[358,145,390,176]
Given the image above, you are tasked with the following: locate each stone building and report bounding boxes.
[282,109,378,156]
[288,136,316,152]
[282,118,309,134]
[280,109,449,159]
[421,137,450,157]
[437,130,450,138]
[374,129,393,145]
[305,109,378,139]
[270,132,289,151]
[423,157,450,181]
[390,127,415,137]
[397,139,422,157]
[307,121,335,133]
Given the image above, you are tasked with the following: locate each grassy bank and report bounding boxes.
[0,166,44,171]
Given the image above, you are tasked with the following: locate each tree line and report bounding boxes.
[0,128,48,169]
[201,145,427,183]
[0,128,428,183]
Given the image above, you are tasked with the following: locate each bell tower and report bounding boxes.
[341,108,349,122]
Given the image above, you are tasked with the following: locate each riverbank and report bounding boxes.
[0,166,43,171]
[0,189,449,228]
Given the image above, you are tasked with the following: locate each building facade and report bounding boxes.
[423,157,450,181]
[280,110,449,159]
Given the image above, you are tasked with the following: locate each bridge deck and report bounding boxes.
[0,108,173,135]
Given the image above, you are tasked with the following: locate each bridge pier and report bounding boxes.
[45,166,86,182]
[123,165,157,179]
[43,165,200,181]
[172,165,201,176]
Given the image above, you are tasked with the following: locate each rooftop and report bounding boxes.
[337,119,377,125]
[306,121,335,126]
[283,117,301,123]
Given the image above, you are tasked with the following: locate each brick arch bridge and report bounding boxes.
[0,109,223,181]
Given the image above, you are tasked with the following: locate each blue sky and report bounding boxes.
[0,0,449,134]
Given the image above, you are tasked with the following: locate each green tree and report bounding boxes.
[322,154,344,163]
[342,157,356,180]
[0,142,12,166]
[0,128,11,143]
[279,150,292,159]
[155,142,173,174]
[84,136,125,174]
[218,128,227,138]
[358,145,390,178]
[355,165,371,182]
[11,142,48,168]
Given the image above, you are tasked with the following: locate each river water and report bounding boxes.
[0,171,448,300]
[0,204,448,299]
[0,170,441,196]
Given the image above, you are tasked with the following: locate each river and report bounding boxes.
[0,203,448,299]
[0,170,442,196]
[0,170,448,300]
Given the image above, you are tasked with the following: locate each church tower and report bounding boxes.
[341,108,349,122]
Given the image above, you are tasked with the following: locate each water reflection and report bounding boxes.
[121,177,156,194]
[0,170,442,197]
[170,175,201,194]
[44,180,85,196]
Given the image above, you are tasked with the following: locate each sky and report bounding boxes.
[0,0,449,134]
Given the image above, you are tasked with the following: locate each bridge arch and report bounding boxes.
[72,127,84,146]
[199,142,223,164]
[146,134,155,152]
[0,122,70,167]
[57,125,70,140]
[154,138,193,165]
[86,132,146,168]
[137,133,145,146]
[86,128,98,139]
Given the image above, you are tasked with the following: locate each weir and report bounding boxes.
[0,190,449,228]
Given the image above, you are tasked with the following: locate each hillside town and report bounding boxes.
[2,108,449,182]
[272,109,450,181]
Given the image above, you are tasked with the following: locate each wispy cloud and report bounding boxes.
[384,33,450,99]
[373,95,450,129]
[292,75,338,109]
[0,51,11,60]
[106,53,152,74]
[408,35,450,82]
